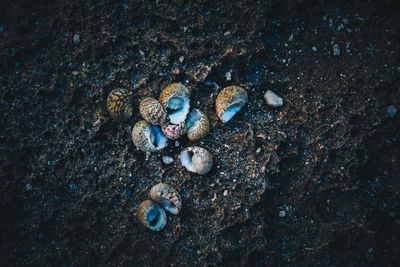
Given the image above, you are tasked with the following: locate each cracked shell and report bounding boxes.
[161,121,187,140]
[215,86,248,123]
[159,83,190,124]
[179,146,213,175]
[186,109,210,141]
[139,97,168,126]
[150,183,182,215]
[132,120,168,152]
[137,200,167,231]
[107,88,133,121]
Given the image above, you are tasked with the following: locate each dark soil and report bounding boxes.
[1,0,399,266]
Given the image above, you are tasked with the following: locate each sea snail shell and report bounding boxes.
[161,121,187,140]
[132,120,168,152]
[107,88,133,121]
[186,109,210,141]
[139,97,169,126]
[137,200,167,231]
[159,83,190,124]
[215,86,248,123]
[150,183,182,215]
[179,146,213,175]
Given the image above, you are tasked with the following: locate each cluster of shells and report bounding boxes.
[107,83,248,230]
[137,183,181,231]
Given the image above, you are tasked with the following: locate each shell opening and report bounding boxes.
[160,197,180,215]
[146,204,166,230]
[179,150,196,173]
[166,98,190,124]
[150,125,168,149]
[222,103,244,123]
[186,109,202,129]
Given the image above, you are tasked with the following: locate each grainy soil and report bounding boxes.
[0,0,399,266]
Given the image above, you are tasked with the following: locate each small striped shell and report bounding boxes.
[215,86,248,123]
[159,83,190,124]
[150,183,182,215]
[186,109,210,141]
[132,120,168,152]
[137,200,167,231]
[179,146,213,175]
[161,122,187,140]
[139,97,168,126]
[107,88,133,121]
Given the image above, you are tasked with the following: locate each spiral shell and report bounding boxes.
[186,109,210,141]
[139,97,168,126]
[215,86,248,123]
[159,83,190,124]
[161,121,187,140]
[137,200,167,231]
[179,146,213,175]
[150,183,182,215]
[132,120,168,152]
[107,88,133,121]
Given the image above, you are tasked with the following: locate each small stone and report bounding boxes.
[256,147,261,154]
[175,141,180,147]
[139,50,145,56]
[73,34,80,44]
[333,44,340,56]
[26,184,33,191]
[387,105,397,118]
[162,155,174,165]
[264,90,283,108]
[288,33,294,42]
[224,31,230,36]
[197,250,201,255]
[279,210,286,217]
[225,71,231,81]
[312,46,317,52]
[123,4,128,9]
[179,56,184,63]
[72,71,79,76]
[223,190,228,196]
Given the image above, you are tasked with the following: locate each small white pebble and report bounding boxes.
[225,71,231,81]
[224,31,230,36]
[72,71,79,76]
[179,56,184,63]
[197,250,201,255]
[139,50,145,56]
[162,155,174,165]
[223,190,228,196]
[73,34,80,44]
[288,33,294,41]
[264,90,283,108]
[333,44,340,56]
[279,210,286,217]
[256,147,261,154]
[312,46,317,52]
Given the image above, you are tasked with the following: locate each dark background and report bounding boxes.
[0,0,399,265]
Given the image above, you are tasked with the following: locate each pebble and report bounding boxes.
[333,44,340,56]
[312,46,317,52]
[175,141,180,147]
[279,210,286,217]
[26,184,33,191]
[223,190,228,196]
[288,33,294,41]
[386,105,398,118]
[179,56,184,63]
[264,90,283,107]
[72,71,80,76]
[73,34,80,44]
[162,155,174,165]
[225,71,231,81]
